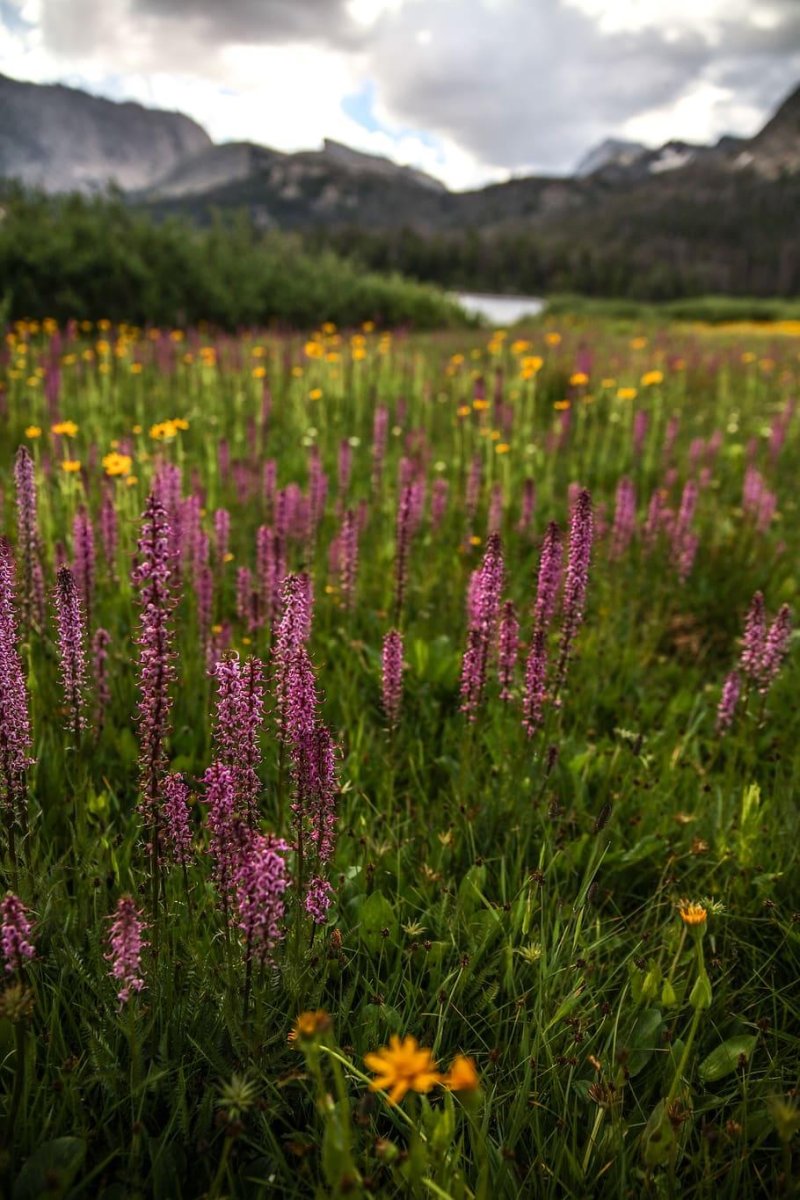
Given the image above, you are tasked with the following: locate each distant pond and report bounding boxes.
[454,292,545,324]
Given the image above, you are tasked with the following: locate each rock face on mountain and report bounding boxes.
[574,138,647,177]
[0,72,212,193]
[738,83,800,178]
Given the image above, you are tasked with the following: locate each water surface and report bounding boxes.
[455,291,545,324]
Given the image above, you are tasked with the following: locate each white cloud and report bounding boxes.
[1,0,799,188]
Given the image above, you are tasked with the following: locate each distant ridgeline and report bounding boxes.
[2,70,800,304]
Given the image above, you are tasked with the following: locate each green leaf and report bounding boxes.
[358,891,398,952]
[14,1138,86,1200]
[626,1007,663,1077]
[698,1035,757,1083]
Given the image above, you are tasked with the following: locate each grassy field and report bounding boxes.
[0,315,798,1198]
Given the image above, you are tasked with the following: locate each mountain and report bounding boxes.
[2,72,800,299]
[736,82,800,178]
[574,138,647,177]
[0,72,211,193]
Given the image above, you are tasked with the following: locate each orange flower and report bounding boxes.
[288,1010,332,1044]
[443,1055,480,1093]
[678,900,707,926]
[365,1035,442,1105]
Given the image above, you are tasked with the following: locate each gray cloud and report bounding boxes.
[131,0,363,47]
[21,0,800,177]
[362,0,800,172]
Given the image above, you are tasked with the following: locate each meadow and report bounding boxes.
[0,314,798,1199]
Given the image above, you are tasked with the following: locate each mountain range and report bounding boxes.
[2,70,800,298]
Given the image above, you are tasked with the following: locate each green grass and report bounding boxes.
[0,316,798,1198]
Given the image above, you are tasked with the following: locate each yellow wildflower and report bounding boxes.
[678,900,707,927]
[443,1056,480,1093]
[309,388,323,401]
[102,452,133,477]
[570,372,589,387]
[25,426,42,439]
[52,420,78,437]
[365,1035,442,1106]
[641,370,664,387]
[61,460,81,473]
[617,387,638,402]
[288,1010,332,1044]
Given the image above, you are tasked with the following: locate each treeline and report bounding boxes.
[306,168,800,301]
[0,187,467,329]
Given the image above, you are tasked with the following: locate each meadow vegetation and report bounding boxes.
[0,314,798,1198]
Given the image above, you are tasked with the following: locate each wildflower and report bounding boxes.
[444,1055,480,1093]
[92,628,111,730]
[716,671,741,734]
[54,568,87,739]
[309,388,323,401]
[460,534,505,720]
[617,387,637,402]
[61,460,81,473]
[210,655,265,821]
[758,605,792,694]
[305,875,335,924]
[133,494,176,856]
[51,421,78,437]
[0,541,33,836]
[105,896,148,1005]
[365,1035,442,1105]
[570,372,589,387]
[289,1009,332,1043]
[0,893,35,972]
[24,426,41,439]
[339,509,359,609]
[381,629,405,727]
[72,507,96,628]
[555,489,593,694]
[498,600,519,700]
[641,370,664,387]
[740,591,766,680]
[102,452,132,477]
[14,446,44,631]
[234,833,289,964]
[678,900,707,926]
[162,773,193,866]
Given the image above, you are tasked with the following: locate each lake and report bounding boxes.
[455,291,545,324]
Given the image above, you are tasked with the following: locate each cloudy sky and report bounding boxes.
[2,0,800,188]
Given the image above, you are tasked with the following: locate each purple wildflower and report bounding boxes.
[161,772,193,866]
[555,489,593,695]
[214,508,230,565]
[211,655,265,821]
[72,506,95,629]
[54,567,88,739]
[234,833,289,963]
[498,600,519,701]
[99,488,118,579]
[431,478,449,532]
[460,533,505,720]
[516,479,536,536]
[105,896,148,1005]
[393,483,415,624]
[716,671,741,734]
[305,875,335,925]
[1,893,35,972]
[92,628,111,732]
[758,605,792,694]
[381,629,405,727]
[610,477,636,559]
[0,540,33,835]
[740,591,766,681]
[133,494,176,856]
[339,509,359,610]
[13,446,43,631]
